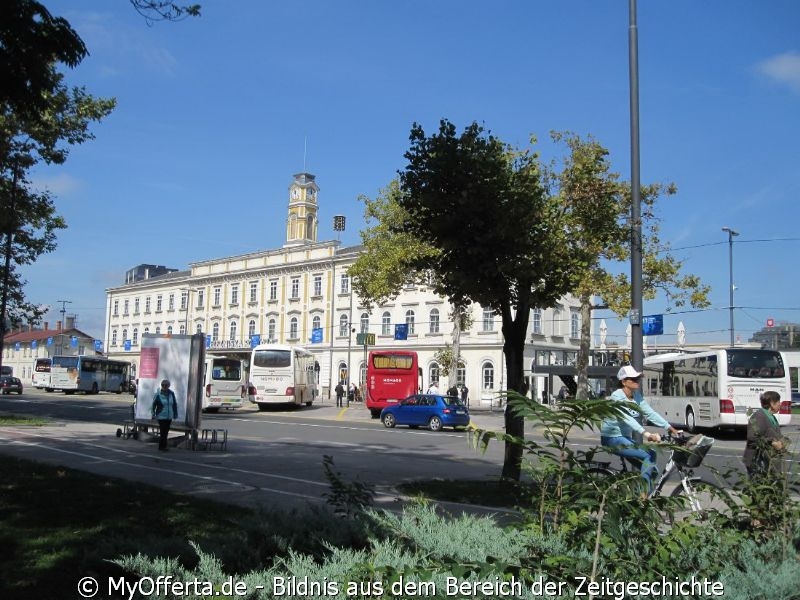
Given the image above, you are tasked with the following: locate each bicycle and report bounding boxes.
[587,432,733,523]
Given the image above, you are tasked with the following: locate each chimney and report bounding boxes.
[56,320,62,331]
[65,315,75,329]
[28,324,33,332]
[44,322,49,331]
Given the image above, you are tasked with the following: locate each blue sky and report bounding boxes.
[22,1,800,347]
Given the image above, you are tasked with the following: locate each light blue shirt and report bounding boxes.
[600,388,670,439]
[152,389,177,420]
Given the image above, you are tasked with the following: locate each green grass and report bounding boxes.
[397,478,532,508]
[0,457,273,599]
[0,414,50,426]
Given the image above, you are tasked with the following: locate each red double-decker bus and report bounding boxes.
[365,350,422,418]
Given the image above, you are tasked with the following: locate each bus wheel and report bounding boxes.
[91,383,99,395]
[45,388,53,393]
[685,408,696,433]
[305,401,312,407]
[370,409,381,419]
[257,403,268,411]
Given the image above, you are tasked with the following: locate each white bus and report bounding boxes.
[50,355,131,394]
[203,356,246,412]
[248,344,318,410]
[32,357,52,389]
[642,348,791,431]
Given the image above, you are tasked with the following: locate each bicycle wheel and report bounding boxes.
[669,478,734,524]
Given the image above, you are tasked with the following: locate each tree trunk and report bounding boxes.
[449,307,461,390]
[575,294,593,400]
[500,303,530,481]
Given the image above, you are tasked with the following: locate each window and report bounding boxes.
[155,326,160,335]
[113,300,119,316]
[168,294,175,311]
[429,362,440,386]
[167,325,173,335]
[532,309,542,335]
[360,313,369,334]
[382,312,391,336]
[111,330,117,346]
[570,312,580,339]
[123,299,129,315]
[269,280,278,301]
[482,307,494,332]
[196,324,202,334]
[268,318,276,342]
[339,314,349,337]
[291,277,300,299]
[213,287,221,307]
[156,295,163,312]
[482,361,494,389]
[248,319,256,337]
[179,292,187,310]
[179,324,186,335]
[405,310,415,335]
[313,274,322,297]
[144,327,150,335]
[312,315,321,334]
[553,308,561,336]
[122,328,128,342]
[197,289,204,308]
[212,322,219,341]
[229,320,237,341]
[289,317,298,339]
[457,364,466,386]
[429,308,440,334]
[231,285,239,305]
[340,274,349,295]
[134,297,140,313]
[132,328,139,345]
[249,282,258,303]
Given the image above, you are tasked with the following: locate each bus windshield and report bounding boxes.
[52,356,78,369]
[211,358,242,380]
[371,354,414,369]
[727,349,785,378]
[253,349,291,369]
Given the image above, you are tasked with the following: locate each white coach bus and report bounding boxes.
[642,348,791,431]
[202,356,246,412]
[248,344,318,410]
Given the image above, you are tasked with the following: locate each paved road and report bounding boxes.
[1,390,798,514]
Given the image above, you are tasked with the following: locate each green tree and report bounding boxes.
[550,131,710,399]
[396,120,574,480]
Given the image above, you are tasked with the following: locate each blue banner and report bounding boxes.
[311,328,323,344]
[31,340,37,349]
[206,335,212,349]
[124,340,132,351]
[94,340,103,351]
[47,337,53,346]
[250,334,261,348]
[70,336,78,347]
[394,323,408,340]
[14,342,20,351]
[642,314,664,336]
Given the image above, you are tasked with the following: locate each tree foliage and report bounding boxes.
[129,1,201,24]
[550,132,711,398]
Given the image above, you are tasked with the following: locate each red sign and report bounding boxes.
[767,318,774,328]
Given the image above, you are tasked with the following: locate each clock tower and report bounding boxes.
[285,172,319,246]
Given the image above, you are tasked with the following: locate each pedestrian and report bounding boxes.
[743,390,788,480]
[347,382,355,406]
[460,385,469,405]
[447,384,458,398]
[335,381,345,407]
[151,379,178,452]
[426,381,439,395]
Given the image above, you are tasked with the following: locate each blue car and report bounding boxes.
[380,394,470,431]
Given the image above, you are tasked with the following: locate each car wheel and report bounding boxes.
[18,389,23,395]
[428,416,443,432]
[382,413,396,428]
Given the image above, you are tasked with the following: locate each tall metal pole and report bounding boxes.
[628,0,644,371]
[722,227,739,347]
[329,216,345,399]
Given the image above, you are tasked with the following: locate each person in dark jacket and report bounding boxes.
[151,379,179,451]
[335,382,345,407]
[743,390,787,479]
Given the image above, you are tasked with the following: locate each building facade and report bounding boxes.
[104,172,587,405]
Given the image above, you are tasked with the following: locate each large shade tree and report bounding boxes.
[550,132,710,400]
[394,120,575,480]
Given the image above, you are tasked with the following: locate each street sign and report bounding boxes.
[767,318,774,328]
[394,324,408,340]
[356,333,375,345]
[642,314,664,336]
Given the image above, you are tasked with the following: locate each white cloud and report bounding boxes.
[30,173,83,196]
[756,51,800,94]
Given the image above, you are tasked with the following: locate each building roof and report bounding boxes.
[4,327,94,344]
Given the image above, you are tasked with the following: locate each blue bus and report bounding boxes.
[50,355,130,394]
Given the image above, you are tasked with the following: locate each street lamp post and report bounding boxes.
[329,216,346,399]
[721,227,739,347]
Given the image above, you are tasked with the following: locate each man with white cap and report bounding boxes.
[600,365,681,493]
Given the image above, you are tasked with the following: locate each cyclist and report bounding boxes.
[600,365,682,493]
